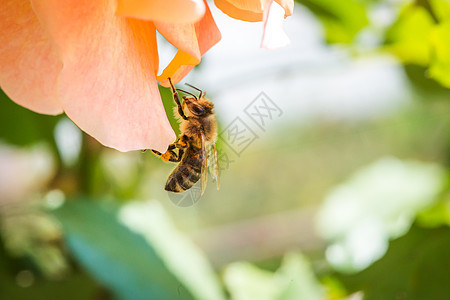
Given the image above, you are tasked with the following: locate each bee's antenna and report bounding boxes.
[177,89,198,100]
[185,83,204,98]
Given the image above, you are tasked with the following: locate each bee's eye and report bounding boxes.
[191,105,204,115]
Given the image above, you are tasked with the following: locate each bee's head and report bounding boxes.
[183,96,214,117]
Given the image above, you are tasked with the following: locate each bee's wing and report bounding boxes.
[206,143,220,190]
[200,130,207,195]
[212,144,220,190]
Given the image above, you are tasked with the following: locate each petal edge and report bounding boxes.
[33,0,175,152]
[0,0,62,115]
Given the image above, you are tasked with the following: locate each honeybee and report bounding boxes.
[151,78,220,195]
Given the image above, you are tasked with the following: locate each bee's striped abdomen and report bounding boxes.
[165,147,202,193]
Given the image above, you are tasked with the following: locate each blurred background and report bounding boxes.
[1,0,449,299]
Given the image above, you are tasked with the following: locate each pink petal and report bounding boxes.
[261,0,290,50]
[156,1,222,86]
[0,0,62,115]
[116,0,206,24]
[32,0,175,152]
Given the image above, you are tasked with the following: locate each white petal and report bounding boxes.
[261,1,290,50]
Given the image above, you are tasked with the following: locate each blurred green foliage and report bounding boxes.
[429,20,450,86]
[299,0,450,87]
[297,0,368,43]
[0,90,61,148]
[338,225,450,300]
[53,199,194,300]
[384,4,435,65]
[224,253,325,300]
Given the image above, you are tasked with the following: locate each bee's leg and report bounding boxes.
[169,149,184,162]
[174,134,189,149]
[151,149,163,155]
[152,145,184,162]
[151,134,189,162]
[168,78,188,120]
[151,144,175,161]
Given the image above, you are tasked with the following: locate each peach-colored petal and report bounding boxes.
[214,0,293,22]
[156,2,221,86]
[214,0,264,22]
[116,0,206,24]
[222,0,266,13]
[155,23,201,60]
[261,0,290,49]
[32,0,175,152]
[0,0,62,115]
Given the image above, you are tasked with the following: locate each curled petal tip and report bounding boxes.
[157,50,199,86]
[156,2,221,85]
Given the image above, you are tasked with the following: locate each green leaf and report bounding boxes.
[384,5,435,65]
[297,0,368,43]
[338,225,450,300]
[53,199,194,300]
[429,20,450,87]
[0,89,61,146]
[430,0,450,21]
